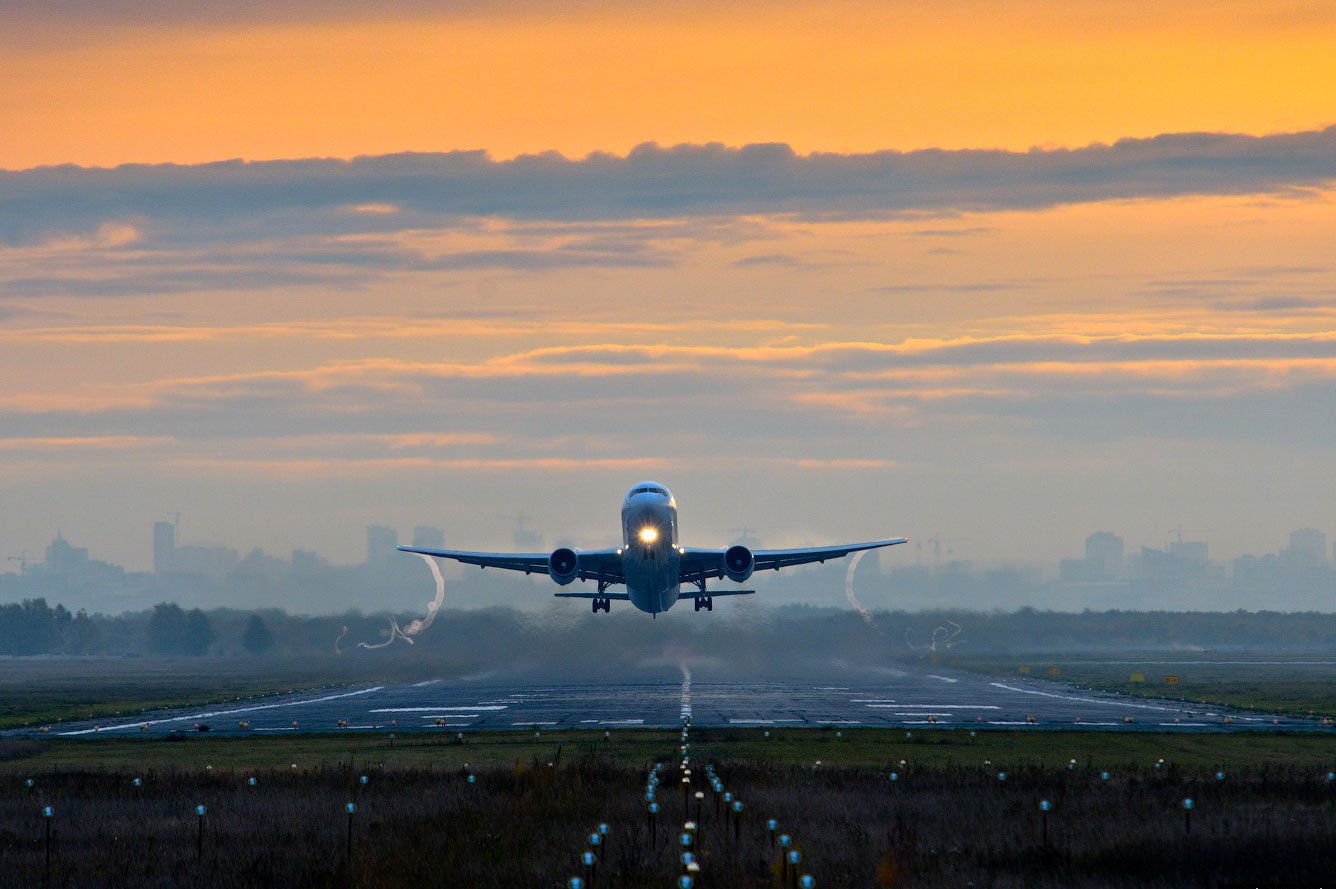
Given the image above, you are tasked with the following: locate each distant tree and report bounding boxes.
[242,614,274,654]
[65,609,105,655]
[146,602,188,655]
[184,609,216,656]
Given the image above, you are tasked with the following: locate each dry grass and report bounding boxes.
[3,743,1335,888]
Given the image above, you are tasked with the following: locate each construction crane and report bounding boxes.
[7,551,29,575]
[923,533,967,568]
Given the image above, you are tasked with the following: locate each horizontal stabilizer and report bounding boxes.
[677,589,755,599]
[553,592,631,600]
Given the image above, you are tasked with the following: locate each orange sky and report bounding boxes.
[4,1,1336,168]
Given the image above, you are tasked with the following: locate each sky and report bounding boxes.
[3,0,1336,577]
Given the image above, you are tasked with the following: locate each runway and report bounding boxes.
[38,663,1329,737]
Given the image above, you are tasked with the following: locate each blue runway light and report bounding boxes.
[25,779,33,788]
[679,833,692,847]
[346,802,356,814]
[582,851,596,867]
[248,776,257,786]
[732,800,744,813]
[568,878,585,889]
[196,805,206,817]
[997,772,1007,782]
[1101,772,1110,781]
[467,774,476,784]
[649,802,660,814]
[767,819,778,831]
[598,823,608,836]
[589,833,601,846]
[1183,798,1194,810]
[800,876,816,889]
[678,876,694,889]
[1040,800,1051,812]
[779,834,792,848]
[788,850,802,865]
[889,772,898,782]
[133,777,143,787]
[1216,771,1225,781]
[359,775,368,785]
[43,806,53,818]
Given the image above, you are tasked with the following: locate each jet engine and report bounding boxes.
[723,545,754,583]
[548,547,579,585]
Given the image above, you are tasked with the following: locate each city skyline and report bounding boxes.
[4,2,1336,597]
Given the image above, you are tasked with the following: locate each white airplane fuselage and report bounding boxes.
[620,483,682,614]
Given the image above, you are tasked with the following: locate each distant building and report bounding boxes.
[1085,532,1124,578]
[366,525,398,565]
[1285,528,1327,567]
[152,520,238,579]
[153,521,176,573]
[412,526,445,550]
[291,548,329,575]
[1059,531,1124,583]
[28,530,125,587]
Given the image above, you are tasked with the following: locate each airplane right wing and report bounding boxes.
[396,545,626,585]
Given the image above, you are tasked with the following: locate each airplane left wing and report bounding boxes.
[678,538,907,586]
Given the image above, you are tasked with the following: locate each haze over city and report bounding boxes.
[4,0,1336,611]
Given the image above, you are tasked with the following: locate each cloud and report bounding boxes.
[5,127,1336,240]
[5,127,1336,298]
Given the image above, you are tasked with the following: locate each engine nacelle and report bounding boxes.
[548,547,579,585]
[723,545,754,583]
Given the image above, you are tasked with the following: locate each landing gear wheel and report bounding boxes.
[591,597,611,613]
[693,596,713,612]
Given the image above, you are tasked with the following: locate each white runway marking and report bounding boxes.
[728,719,800,724]
[893,712,953,717]
[57,686,386,736]
[905,720,950,724]
[866,703,999,710]
[850,699,897,703]
[926,675,959,683]
[371,705,508,713]
[989,683,1180,712]
[417,714,478,720]
[512,721,558,726]
[987,721,1037,726]
[1160,722,1209,727]
[412,680,443,688]
[600,719,645,725]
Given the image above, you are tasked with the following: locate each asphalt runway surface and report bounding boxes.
[37,663,1330,737]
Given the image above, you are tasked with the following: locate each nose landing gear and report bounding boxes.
[693,596,713,612]
[591,597,611,613]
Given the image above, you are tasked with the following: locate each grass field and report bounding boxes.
[3,729,1335,888]
[0,656,405,731]
[3,726,1334,774]
[952,653,1336,717]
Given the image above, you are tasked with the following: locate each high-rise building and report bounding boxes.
[367,525,398,565]
[1287,528,1327,566]
[1084,531,1124,579]
[412,526,445,550]
[153,521,176,573]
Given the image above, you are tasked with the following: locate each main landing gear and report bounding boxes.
[693,596,713,612]
[591,597,611,613]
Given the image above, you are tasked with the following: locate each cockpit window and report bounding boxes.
[632,485,667,496]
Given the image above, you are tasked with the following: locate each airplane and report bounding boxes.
[397,481,907,616]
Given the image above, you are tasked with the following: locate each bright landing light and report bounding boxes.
[639,527,659,544]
